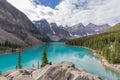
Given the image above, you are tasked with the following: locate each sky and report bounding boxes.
[7,0,120,26]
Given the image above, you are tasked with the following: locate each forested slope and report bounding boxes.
[66,23,120,64]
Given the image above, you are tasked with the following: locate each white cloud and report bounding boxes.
[7,0,120,26]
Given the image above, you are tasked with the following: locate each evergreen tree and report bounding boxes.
[102,47,109,60]
[66,28,120,64]
[4,40,9,46]
[32,64,35,68]
[0,71,2,75]
[41,48,48,67]
[16,50,22,69]
[37,61,40,69]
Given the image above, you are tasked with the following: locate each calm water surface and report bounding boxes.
[0,42,120,80]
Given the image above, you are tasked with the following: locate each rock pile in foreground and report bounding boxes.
[0,62,101,80]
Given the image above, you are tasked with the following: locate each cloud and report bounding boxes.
[7,0,120,26]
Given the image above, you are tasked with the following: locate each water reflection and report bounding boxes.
[0,42,120,80]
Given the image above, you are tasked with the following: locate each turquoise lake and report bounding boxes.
[0,42,120,80]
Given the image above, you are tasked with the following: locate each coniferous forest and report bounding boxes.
[0,40,20,50]
[66,23,120,64]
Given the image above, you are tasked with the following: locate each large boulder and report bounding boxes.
[0,62,101,80]
[32,62,101,80]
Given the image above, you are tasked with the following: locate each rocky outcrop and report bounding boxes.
[65,23,110,37]
[33,20,71,42]
[66,23,86,36]
[0,62,101,80]
[0,28,26,46]
[0,0,43,46]
[33,19,110,40]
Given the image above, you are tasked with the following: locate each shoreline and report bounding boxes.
[1,43,120,73]
[0,42,46,55]
[65,44,120,73]
[0,47,24,55]
[100,56,120,73]
[83,47,120,73]
[91,49,120,73]
[85,47,120,73]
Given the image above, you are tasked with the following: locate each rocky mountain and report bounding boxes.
[34,19,53,36]
[0,0,43,46]
[33,19,71,41]
[66,23,86,36]
[0,62,101,80]
[64,23,110,37]
[0,0,110,44]
[33,19,110,41]
[66,22,120,64]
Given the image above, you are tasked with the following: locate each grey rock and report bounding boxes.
[0,0,43,47]
[0,76,7,80]
[34,19,53,36]
[32,62,101,80]
[64,23,110,37]
[33,19,110,40]
[33,20,71,42]
[0,62,101,80]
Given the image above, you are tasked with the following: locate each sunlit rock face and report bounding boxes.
[33,20,71,41]
[33,19,110,41]
[0,62,101,80]
[0,0,43,46]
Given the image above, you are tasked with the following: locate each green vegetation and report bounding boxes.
[16,50,22,69]
[41,48,48,67]
[105,23,120,32]
[0,46,5,50]
[37,61,40,69]
[0,40,20,51]
[66,23,120,64]
[32,64,35,68]
[0,71,2,75]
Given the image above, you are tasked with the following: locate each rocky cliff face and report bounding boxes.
[65,23,110,37]
[33,20,71,41]
[66,23,86,36]
[0,62,101,80]
[33,19,110,41]
[0,0,43,46]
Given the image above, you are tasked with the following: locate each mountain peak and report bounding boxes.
[50,23,58,27]
[72,23,84,28]
[0,0,43,46]
[87,23,97,26]
[40,19,48,22]
[77,23,84,26]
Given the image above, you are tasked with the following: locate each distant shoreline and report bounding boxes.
[65,44,120,73]
[0,47,24,55]
[0,42,46,55]
[0,48,16,55]
[91,49,120,73]
[100,56,120,73]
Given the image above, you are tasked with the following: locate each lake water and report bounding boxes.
[0,42,120,80]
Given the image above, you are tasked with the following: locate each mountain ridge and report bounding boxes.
[105,23,120,32]
[66,22,120,64]
[33,19,110,41]
[0,0,43,47]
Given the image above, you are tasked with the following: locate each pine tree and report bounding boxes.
[102,47,109,59]
[41,48,48,67]
[5,40,9,47]
[110,51,115,63]
[37,61,40,69]
[32,64,35,68]
[16,50,22,69]
[0,71,2,75]
[65,30,120,64]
